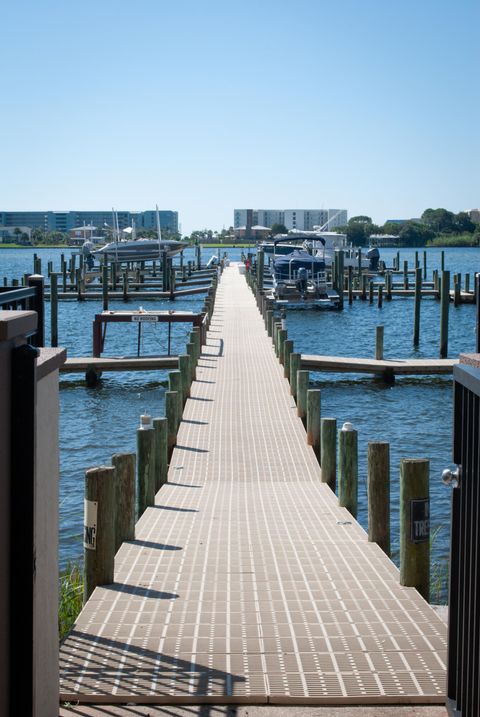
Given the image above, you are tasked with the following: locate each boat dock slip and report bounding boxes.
[60,264,446,706]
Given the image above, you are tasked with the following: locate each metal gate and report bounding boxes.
[447,361,480,716]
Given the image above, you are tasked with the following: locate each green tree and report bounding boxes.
[345,222,368,246]
[421,208,455,233]
[452,212,476,234]
[348,215,372,225]
[270,223,288,235]
[381,221,403,235]
[399,221,435,246]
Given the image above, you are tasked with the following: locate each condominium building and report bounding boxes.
[0,210,179,234]
[234,208,348,233]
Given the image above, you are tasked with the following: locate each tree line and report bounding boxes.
[334,209,479,247]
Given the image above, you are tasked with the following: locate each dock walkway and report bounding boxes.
[60,264,446,706]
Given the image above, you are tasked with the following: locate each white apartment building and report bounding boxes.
[234,208,348,232]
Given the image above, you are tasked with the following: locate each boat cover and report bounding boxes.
[273,250,326,279]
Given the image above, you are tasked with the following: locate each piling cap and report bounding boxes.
[341,421,354,431]
[140,413,152,430]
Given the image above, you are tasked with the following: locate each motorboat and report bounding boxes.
[90,238,188,262]
[267,249,340,308]
[86,205,188,264]
[301,232,380,271]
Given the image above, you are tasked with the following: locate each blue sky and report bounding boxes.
[1,0,478,233]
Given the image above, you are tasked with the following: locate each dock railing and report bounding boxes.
[0,274,45,346]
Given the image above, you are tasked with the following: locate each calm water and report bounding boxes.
[2,245,478,601]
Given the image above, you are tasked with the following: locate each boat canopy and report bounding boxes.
[273,250,326,279]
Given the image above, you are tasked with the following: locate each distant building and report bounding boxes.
[464,209,480,223]
[233,225,271,241]
[234,208,347,236]
[369,234,401,247]
[0,210,179,234]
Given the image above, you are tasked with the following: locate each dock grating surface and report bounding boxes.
[60,264,447,704]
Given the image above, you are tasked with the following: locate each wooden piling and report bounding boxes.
[111,453,135,552]
[102,265,109,310]
[306,389,321,462]
[192,326,202,360]
[440,270,450,358]
[367,442,390,556]
[348,266,353,305]
[337,250,344,310]
[84,465,115,603]
[385,272,392,301]
[377,284,383,308]
[400,458,430,600]
[296,370,309,421]
[375,325,384,360]
[62,258,67,292]
[423,250,427,279]
[320,417,336,491]
[50,273,58,347]
[168,370,183,427]
[361,274,367,300]
[403,260,409,290]
[368,280,374,304]
[338,422,358,518]
[441,250,445,271]
[122,271,129,300]
[179,354,191,402]
[153,417,168,491]
[454,273,461,307]
[137,423,156,517]
[413,267,422,347]
[266,310,274,337]
[289,353,301,398]
[257,250,264,291]
[166,391,178,457]
[278,329,287,365]
[283,339,293,379]
[186,342,196,382]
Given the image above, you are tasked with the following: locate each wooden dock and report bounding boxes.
[61,355,179,373]
[60,264,446,705]
[301,355,458,377]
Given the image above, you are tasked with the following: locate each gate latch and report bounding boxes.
[441,464,461,488]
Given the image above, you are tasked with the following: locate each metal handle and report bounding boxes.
[442,465,461,488]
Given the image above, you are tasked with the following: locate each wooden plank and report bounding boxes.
[301,354,458,375]
[61,355,179,372]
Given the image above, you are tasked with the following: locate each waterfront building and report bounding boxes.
[464,208,480,223]
[234,208,348,235]
[0,210,179,234]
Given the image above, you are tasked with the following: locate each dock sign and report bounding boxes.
[84,499,98,550]
[410,499,429,543]
[131,315,159,322]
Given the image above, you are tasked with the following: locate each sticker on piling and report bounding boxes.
[410,499,429,543]
[84,499,98,550]
[131,315,159,322]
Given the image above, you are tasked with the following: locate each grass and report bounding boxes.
[427,233,479,247]
[59,562,84,642]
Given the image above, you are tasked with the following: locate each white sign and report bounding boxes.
[84,499,98,550]
[131,315,159,322]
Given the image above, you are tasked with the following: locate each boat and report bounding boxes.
[266,249,340,309]
[90,237,188,262]
[87,205,188,264]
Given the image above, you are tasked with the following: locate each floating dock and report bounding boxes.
[59,264,446,706]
